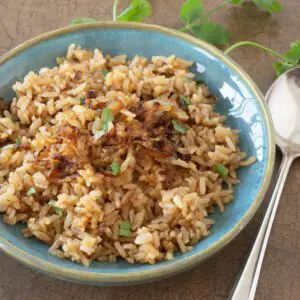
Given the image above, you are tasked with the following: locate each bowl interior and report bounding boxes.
[0,25,272,280]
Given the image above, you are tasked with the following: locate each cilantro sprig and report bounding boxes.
[225,41,300,77]
[71,0,151,26]
[229,0,282,13]
[69,0,287,76]
[273,42,300,76]
[179,0,231,46]
[70,0,282,47]
[179,0,282,46]
[251,0,282,14]
[114,0,151,22]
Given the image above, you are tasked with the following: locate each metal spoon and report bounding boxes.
[230,67,300,300]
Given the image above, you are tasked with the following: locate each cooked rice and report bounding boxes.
[0,44,255,266]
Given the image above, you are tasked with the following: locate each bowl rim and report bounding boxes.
[0,21,275,285]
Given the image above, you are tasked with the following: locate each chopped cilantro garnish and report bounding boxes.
[215,164,228,179]
[118,221,132,236]
[111,161,120,176]
[101,108,114,132]
[48,200,63,216]
[15,137,22,146]
[26,187,36,196]
[172,120,187,134]
[101,69,109,77]
[180,95,191,106]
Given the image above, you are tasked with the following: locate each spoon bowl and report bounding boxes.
[231,67,300,300]
[267,68,300,152]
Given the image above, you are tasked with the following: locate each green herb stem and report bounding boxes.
[224,41,288,62]
[205,0,231,19]
[180,20,200,33]
[180,26,190,33]
[113,0,119,21]
[180,0,231,33]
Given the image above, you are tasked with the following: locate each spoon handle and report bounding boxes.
[229,153,294,300]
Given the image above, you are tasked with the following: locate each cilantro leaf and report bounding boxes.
[48,201,63,216]
[273,61,294,77]
[101,69,109,77]
[101,108,114,132]
[180,0,204,23]
[230,0,245,4]
[191,23,231,46]
[273,41,300,76]
[70,18,98,25]
[117,0,152,22]
[26,187,36,196]
[252,0,282,14]
[178,0,282,47]
[179,0,232,46]
[230,0,282,13]
[180,95,191,107]
[15,136,22,147]
[118,221,132,236]
[111,161,120,176]
[283,41,300,63]
[215,164,228,179]
[172,120,187,134]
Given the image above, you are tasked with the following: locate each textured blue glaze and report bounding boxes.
[0,25,273,284]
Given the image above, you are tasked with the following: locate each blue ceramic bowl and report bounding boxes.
[0,22,275,285]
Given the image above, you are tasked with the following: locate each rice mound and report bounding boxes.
[0,44,255,266]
